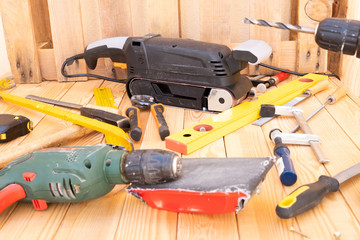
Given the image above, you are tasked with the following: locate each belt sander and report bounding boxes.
[63,34,272,112]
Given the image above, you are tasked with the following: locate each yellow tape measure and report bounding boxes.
[165,74,328,155]
[93,87,117,108]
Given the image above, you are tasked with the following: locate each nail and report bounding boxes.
[289,226,310,239]
[333,232,340,240]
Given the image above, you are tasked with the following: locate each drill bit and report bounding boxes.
[244,18,316,34]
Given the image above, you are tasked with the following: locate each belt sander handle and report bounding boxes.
[232,40,272,65]
[84,36,129,69]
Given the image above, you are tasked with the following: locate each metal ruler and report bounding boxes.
[165,74,328,155]
[93,87,117,108]
[0,92,133,151]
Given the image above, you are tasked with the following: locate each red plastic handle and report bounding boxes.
[0,184,26,214]
[274,71,291,83]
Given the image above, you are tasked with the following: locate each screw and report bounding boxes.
[289,226,310,239]
[333,232,340,240]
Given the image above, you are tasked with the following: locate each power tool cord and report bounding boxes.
[61,54,126,83]
[61,55,341,82]
[258,63,341,80]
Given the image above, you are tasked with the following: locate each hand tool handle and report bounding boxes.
[256,71,291,93]
[151,103,170,141]
[328,85,348,104]
[0,125,93,169]
[274,145,297,186]
[273,71,291,84]
[0,184,26,214]
[276,175,339,219]
[80,107,130,131]
[304,80,330,96]
[126,107,142,141]
[84,37,128,69]
[290,81,330,133]
[292,111,330,163]
[270,129,297,186]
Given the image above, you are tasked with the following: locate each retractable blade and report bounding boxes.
[252,80,329,126]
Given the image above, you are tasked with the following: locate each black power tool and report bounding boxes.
[62,34,272,112]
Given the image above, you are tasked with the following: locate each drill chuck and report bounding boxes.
[122,149,182,185]
[315,18,360,56]
[244,17,360,58]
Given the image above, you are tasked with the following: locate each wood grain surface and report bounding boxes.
[0,76,359,240]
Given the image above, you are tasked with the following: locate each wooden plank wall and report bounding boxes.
[0,0,318,82]
[0,0,42,83]
[1,0,360,98]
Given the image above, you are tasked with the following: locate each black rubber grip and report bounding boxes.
[276,175,339,219]
[151,104,170,140]
[260,104,276,117]
[125,107,142,141]
[83,45,126,70]
[315,18,360,56]
[80,107,130,131]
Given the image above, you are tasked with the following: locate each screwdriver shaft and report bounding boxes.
[244,18,316,34]
[291,86,347,133]
[290,104,326,133]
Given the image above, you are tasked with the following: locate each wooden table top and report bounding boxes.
[0,76,359,240]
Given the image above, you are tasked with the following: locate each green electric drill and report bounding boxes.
[0,144,181,214]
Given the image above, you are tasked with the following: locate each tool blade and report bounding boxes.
[26,95,83,109]
[334,162,360,184]
[252,94,308,126]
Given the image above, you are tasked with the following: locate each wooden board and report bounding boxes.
[180,0,250,44]
[249,0,289,75]
[296,0,331,73]
[47,0,87,82]
[3,0,360,93]
[0,0,42,83]
[0,75,360,239]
